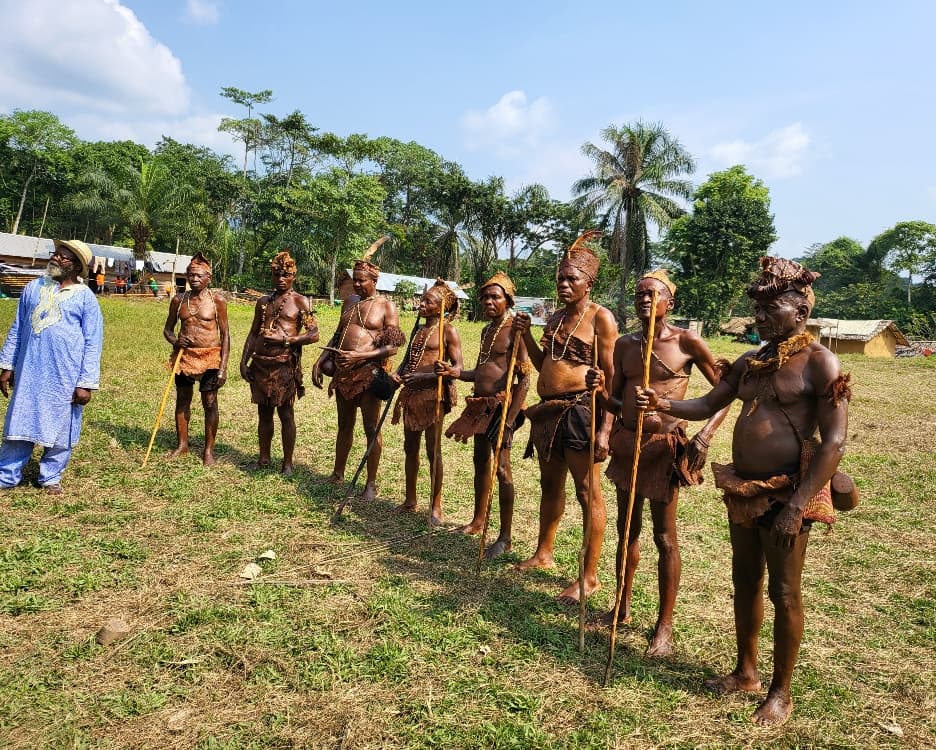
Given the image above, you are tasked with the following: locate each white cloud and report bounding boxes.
[67,112,237,155]
[0,0,190,117]
[460,90,554,156]
[183,0,220,25]
[708,123,810,179]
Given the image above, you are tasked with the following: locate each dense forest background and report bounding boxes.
[2,90,934,336]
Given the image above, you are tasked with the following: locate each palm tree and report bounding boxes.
[115,159,192,263]
[573,121,695,322]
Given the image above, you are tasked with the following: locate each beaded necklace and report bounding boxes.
[261,291,292,333]
[406,321,439,373]
[336,295,377,350]
[478,314,511,365]
[549,302,592,361]
[185,289,217,321]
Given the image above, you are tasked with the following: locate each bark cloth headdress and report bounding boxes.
[559,230,601,282]
[641,269,677,297]
[271,249,297,275]
[481,271,516,306]
[353,236,389,281]
[430,278,459,316]
[187,252,212,275]
[747,256,819,309]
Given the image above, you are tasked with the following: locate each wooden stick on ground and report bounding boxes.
[603,288,658,686]
[142,347,184,468]
[579,333,599,653]
[475,326,520,574]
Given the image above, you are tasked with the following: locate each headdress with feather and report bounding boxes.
[559,230,601,281]
[353,235,390,280]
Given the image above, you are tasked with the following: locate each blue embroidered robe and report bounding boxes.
[0,276,103,448]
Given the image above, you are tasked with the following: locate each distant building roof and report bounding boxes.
[721,317,754,335]
[342,269,469,299]
[147,250,194,274]
[0,231,135,263]
[808,318,909,346]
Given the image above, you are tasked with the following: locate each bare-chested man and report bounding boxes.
[311,239,404,502]
[587,270,729,657]
[163,252,230,466]
[240,250,319,475]
[436,272,530,554]
[392,280,463,525]
[637,257,850,726]
[513,232,617,604]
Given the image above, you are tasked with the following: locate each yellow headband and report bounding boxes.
[641,269,676,296]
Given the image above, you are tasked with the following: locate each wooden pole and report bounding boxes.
[30,197,51,268]
[603,289,658,686]
[579,333,599,653]
[475,321,519,573]
[430,310,446,523]
[142,347,184,468]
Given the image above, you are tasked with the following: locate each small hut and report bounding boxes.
[807,318,909,357]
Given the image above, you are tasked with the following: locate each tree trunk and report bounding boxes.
[11,163,37,234]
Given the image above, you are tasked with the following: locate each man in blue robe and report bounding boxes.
[0,239,103,494]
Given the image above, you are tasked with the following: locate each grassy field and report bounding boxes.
[0,295,933,749]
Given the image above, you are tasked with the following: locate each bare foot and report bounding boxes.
[392,502,418,514]
[483,537,512,560]
[202,450,217,466]
[362,482,377,502]
[752,691,793,726]
[645,625,674,658]
[595,609,631,628]
[325,473,344,485]
[514,552,556,573]
[458,520,484,535]
[703,671,762,695]
[428,512,443,527]
[281,463,294,476]
[168,446,189,459]
[557,577,600,606]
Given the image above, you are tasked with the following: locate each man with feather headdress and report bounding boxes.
[311,237,405,502]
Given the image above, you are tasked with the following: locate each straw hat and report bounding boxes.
[53,239,92,279]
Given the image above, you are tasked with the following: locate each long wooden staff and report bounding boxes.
[603,288,659,686]
[429,310,446,523]
[579,333,599,653]
[142,347,184,467]
[332,315,421,522]
[475,324,520,574]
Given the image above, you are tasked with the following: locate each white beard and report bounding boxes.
[47,262,66,280]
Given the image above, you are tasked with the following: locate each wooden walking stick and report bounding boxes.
[429,308,446,524]
[579,333,599,653]
[142,347,184,468]
[475,325,520,574]
[603,288,659,686]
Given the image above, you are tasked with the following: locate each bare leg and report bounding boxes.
[752,524,810,726]
[278,405,296,475]
[359,393,382,502]
[201,390,219,465]
[485,446,515,559]
[557,449,605,605]
[425,422,443,526]
[602,490,644,626]
[704,523,765,695]
[329,394,356,483]
[257,405,275,467]
[646,491,680,657]
[460,436,492,534]
[396,428,421,513]
[169,385,192,457]
[515,454,567,573]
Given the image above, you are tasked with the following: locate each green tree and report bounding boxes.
[801,236,866,291]
[664,165,777,334]
[0,110,78,234]
[573,121,695,322]
[868,221,936,305]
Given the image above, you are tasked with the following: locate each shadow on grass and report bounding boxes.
[323,489,710,693]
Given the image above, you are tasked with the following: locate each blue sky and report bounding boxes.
[2,0,935,259]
